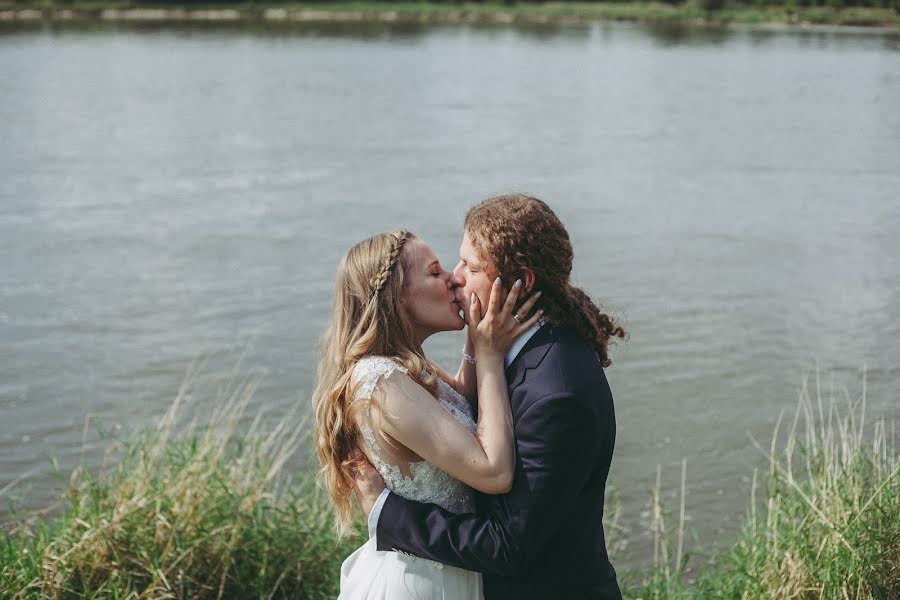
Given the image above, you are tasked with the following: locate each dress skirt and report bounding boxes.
[339,535,484,600]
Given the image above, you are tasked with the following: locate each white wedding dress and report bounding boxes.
[338,356,484,600]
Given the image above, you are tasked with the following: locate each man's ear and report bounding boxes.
[522,269,536,294]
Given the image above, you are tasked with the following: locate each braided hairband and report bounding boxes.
[370,230,411,298]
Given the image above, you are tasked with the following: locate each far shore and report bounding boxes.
[2,2,899,30]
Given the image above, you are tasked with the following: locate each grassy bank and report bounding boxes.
[1,1,899,28]
[632,373,899,599]
[0,372,367,599]
[1,369,897,598]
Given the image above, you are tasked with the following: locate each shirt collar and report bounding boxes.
[505,320,544,369]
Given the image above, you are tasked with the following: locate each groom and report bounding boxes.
[355,194,623,599]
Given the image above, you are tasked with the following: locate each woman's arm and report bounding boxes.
[433,335,476,408]
[372,279,541,495]
[454,334,479,405]
[370,366,511,494]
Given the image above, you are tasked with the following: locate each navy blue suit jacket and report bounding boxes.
[376,325,621,600]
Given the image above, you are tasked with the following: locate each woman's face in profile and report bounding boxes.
[402,238,465,342]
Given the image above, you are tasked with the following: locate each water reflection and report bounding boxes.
[644,22,733,46]
[0,18,434,40]
[2,18,898,48]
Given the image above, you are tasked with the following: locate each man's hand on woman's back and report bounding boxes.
[349,448,386,519]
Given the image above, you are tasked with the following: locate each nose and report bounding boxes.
[451,261,465,287]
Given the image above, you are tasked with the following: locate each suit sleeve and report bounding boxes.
[375,391,600,576]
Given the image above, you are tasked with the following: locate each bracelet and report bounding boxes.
[461,347,477,365]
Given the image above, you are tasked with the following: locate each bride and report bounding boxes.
[312,230,541,599]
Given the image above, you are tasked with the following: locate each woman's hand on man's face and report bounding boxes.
[469,278,542,361]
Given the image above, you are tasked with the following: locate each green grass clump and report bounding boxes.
[630,372,899,599]
[0,370,364,599]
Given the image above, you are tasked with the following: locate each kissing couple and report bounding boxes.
[312,194,626,599]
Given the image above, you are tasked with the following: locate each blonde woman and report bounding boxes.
[312,230,541,599]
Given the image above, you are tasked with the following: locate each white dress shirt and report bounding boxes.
[366,322,544,537]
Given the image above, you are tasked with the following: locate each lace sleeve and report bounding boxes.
[350,357,477,515]
[352,356,409,400]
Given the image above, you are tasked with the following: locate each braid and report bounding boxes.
[370,230,410,297]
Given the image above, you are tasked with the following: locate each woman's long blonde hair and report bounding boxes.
[312,230,438,536]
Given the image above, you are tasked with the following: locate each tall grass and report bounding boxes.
[1,367,896,598]
[0,364,365,599]
[632,370,899,599]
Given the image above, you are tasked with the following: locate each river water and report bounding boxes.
[1,19,898,570]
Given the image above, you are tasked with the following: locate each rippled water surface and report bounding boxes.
[1,20,898,568]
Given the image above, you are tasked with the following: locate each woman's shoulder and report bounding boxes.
[352,355,408,376]
[351,356,410,398]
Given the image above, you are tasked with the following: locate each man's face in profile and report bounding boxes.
[452,230,497,324]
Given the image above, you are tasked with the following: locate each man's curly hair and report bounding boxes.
[464,194,626,368]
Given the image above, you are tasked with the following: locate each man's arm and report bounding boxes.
[350,448,388,537]
[374,391,602,576]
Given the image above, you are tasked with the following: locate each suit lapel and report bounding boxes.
[505,325,556,391]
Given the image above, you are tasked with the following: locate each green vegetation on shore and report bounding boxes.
[632,374,899,598]
[1,0,898,28]
[1,370,897,598]
[0,373,366,599]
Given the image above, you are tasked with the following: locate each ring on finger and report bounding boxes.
[512,314,521,323]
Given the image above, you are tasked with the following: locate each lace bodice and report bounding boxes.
[352,356,476,515]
